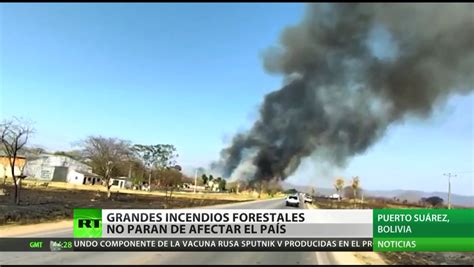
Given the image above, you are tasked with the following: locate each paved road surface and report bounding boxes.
[0,198,338,265]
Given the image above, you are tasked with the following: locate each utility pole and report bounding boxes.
[148,171,152,192]
[194,169,198,194]
[443,173,457,209]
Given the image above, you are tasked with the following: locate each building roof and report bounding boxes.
[111,176,133,181]
[0,153,27,159]
[76,170,101,177]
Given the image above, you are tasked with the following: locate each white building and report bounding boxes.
[109,177,133,190]
[67,169,103,185]
[24,154,101,185]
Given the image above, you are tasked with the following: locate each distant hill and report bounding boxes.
[281,182,474,207]
[364,190,474,207]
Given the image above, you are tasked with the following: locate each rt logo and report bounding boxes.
[74,208,102,238]
[78,219,101,228]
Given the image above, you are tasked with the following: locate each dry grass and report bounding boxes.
[19,180,262,201]
[311,197,436,209]
[0,185,250,226]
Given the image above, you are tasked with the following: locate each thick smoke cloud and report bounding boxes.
[216,3,474,182]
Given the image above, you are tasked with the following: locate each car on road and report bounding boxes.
[285,194,300,207]
[303,194,313,204]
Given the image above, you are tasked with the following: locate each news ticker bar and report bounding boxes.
[0,238,372,252]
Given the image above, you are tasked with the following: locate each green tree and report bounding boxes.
[207,175,215,191]
[218,178,226,191]
[423,196,444,207]
[132,144,178,190]
[201,174,208,185]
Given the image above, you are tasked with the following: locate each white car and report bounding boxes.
[303,194,313,203]
[285,194,300,207]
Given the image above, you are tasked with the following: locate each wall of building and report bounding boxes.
[110,178,125,189]
[0,157,26,178]
[52,166,68,182]
[24,154,92,180]
[0,165,24,178]
[67,169,85,185]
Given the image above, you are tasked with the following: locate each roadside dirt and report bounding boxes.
[305,203,387,265]
[0,185,245,226]
[0,219,72,237]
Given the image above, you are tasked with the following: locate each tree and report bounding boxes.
[207,175,215,191]
[159,167,182,200]
[212,177,226,192]
[154,144,178,169]
[423,196,444,207]
[78,136,131,199]
[132,144,178,191]
[0,118,34,205]
[133,144,160,189]
[218,178,226,191]
[311,187,316,197]
[351,176,360,199]
[214,177,222,191]
[334,177,345,200]
[201,174,208,185]
[173,165,182,172]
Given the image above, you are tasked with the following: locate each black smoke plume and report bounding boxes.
[216,3,474,182]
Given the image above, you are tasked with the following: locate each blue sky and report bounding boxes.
[1,4,473,195]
